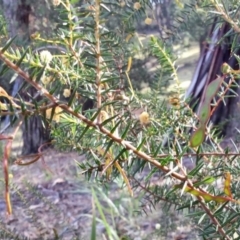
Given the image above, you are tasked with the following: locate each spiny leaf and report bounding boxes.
[0,63,10,76]
[101,114,119,126]
[224,172,232,198]
[198,102,210,125]
[102,140,114,160]
[137,137,146,151]
[67,87,77,107]
[177,185,233,203]
[35,65,47,83]
[190,126,205,148]
[114,161,133,196]
[16,47,29,67]
[90,108,102,122]
[193,176,216,187]
[205,76,223,102]
[110,119,122,134]
[76,124,91,142]
[0,36,17,53]
[49,82,61,95]
[121,121,131,139]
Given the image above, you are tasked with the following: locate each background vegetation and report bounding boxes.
[0,0,240,239]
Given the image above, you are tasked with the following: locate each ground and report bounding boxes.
[0,44,200,240]
[0,148,200,240]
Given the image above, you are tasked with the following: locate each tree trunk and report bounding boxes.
[153,0,172,39]
[2,0,51,154]
[186,19,240,144]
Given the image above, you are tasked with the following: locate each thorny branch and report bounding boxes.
[0,42,234,239]
[0,49,187,180]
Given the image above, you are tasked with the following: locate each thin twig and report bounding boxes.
[198,198,230,239]
[130,177,181,206]
[156,152,240,158]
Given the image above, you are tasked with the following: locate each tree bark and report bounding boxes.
[3,0,31,43]
[186,19,240,143]
[153,0,172,39]
[2,0,51,154]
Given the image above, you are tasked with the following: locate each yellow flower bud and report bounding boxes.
[133,2,141,10]
[145,17,152,25]
[40,50,53,65]
[139,111,150,125]
[169,96,180,107]
[52,0,61,6]
[63,89,71,98]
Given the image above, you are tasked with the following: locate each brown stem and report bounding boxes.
[156,152,240,158]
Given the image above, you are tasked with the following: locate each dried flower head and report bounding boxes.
[52,0,61,6]
[144,17,152,25]
[40,50,53,65]
[133,2,141,10]
[139,111,150,125]
[168,96,180,107]
[63,89,71,98]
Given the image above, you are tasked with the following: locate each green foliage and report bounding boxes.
[149,36,178,91]
[190,76,224,147]
[175,0,213,42]
[1,0,240,239]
